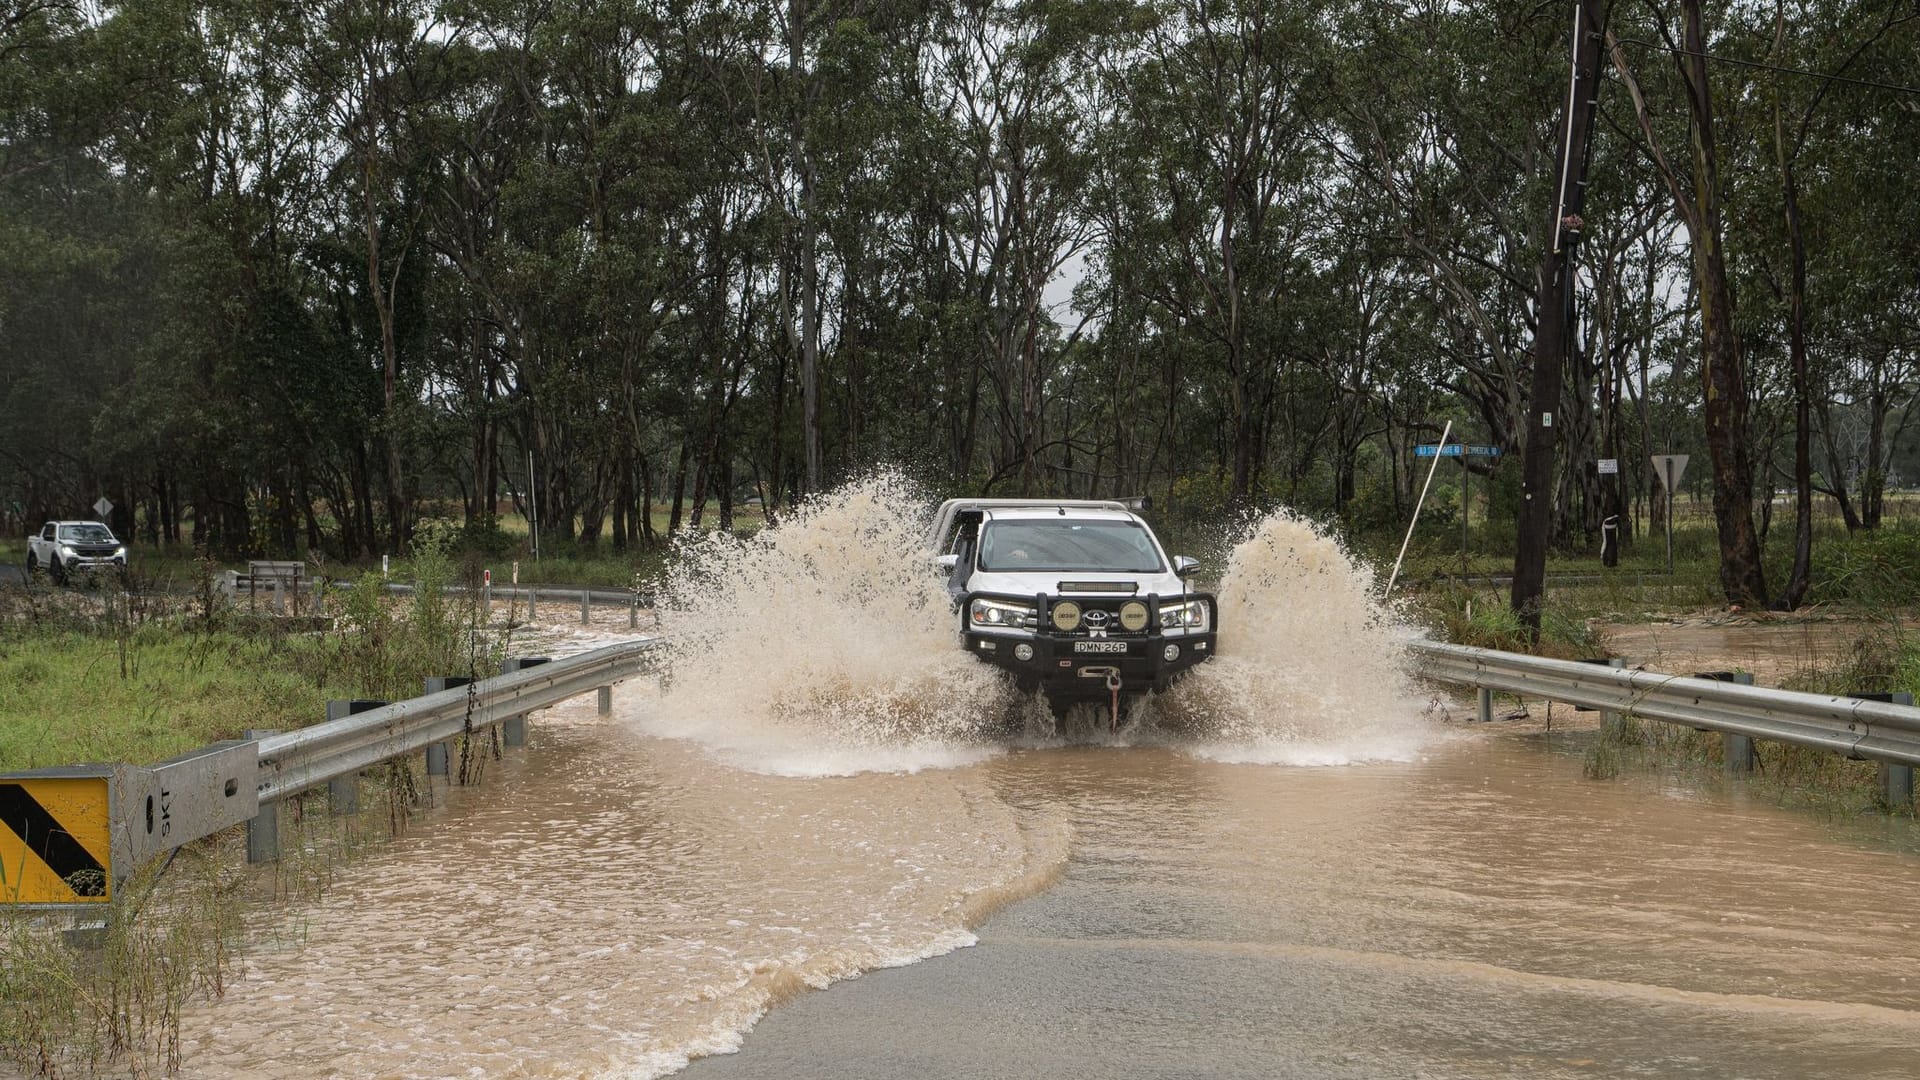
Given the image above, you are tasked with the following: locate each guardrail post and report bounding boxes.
[598,685,612,716]
[527,586,536,621]
[1576,658,1627,734]
[1599,658,1625,734]
[1850,691,1916,807]
[1889,692,1915,807]
[498,658,551,746]
[1476,687,1492,723]
[323,700,388,813]
[245,728,281,863]
[1701,673,1757,773]
[422,677,475,776]
[629,593,639,628]
[581,590,591,624]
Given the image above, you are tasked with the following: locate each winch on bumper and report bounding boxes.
[962,590,1216,700]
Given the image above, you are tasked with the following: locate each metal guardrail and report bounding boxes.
[1,640,667,904]
[379,581,648,606]
[378,581,656,626]
[254,640,663,803]
[1411,640,1920,800]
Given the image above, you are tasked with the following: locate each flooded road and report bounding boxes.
[164,486,1920,1077]
[171,703,1920,1079]
[687,736,1920,1079]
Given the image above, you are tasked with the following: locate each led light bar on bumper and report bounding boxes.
[970,597,1036,629]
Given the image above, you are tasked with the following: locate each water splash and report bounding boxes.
[643,478,1428,771]
[1153,510,1432,764]
[642,472,1016,775]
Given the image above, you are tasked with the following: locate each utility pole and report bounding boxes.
[1512,0,1609,639]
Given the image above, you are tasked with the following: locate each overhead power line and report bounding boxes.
[1613,35,1920,103]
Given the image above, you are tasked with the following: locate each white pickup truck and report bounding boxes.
[27,520,128,584]
[927,498,1216,724]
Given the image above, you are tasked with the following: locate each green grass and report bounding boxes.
[0,628,334,769]
[0,555,499,770]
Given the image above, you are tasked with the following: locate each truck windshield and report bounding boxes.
[977,520,1163,573]
[59,524,116,543]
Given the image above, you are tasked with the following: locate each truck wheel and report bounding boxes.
[50,558,67,586]
[25,551,37,576]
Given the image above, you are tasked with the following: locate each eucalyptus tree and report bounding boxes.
[0,0,109,529]
[1092,0,1328,507]
[922,0,1100,494]
[288,0,459,551]
[1326,3,1567,469]
[1607,1,1768,606]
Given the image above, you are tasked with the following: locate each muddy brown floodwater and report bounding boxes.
[163,488,1920,1078]
[166,695,1920,1080]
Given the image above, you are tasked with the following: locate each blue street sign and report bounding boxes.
[1415,444,1502,458]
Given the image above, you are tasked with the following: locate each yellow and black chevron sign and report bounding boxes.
[0,777,112,904]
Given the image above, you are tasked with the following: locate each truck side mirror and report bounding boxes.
[1173,555,1200,578]
[934,554,960,573]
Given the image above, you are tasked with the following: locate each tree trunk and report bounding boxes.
[790,0,822,495]
[667,437,691,535]
[1609,11,1766,607]
[1777,133,1813,608]
[1679,2,1766,605]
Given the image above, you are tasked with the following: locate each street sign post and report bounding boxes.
[1651,455,1691,574]
[1414,444,1502,576]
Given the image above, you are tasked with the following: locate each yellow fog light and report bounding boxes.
[1119,601,1149,632]
[1051,601,1082,632]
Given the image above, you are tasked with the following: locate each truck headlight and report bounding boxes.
[970,598,1035,629]
[57,545,74,558]
[1158,599,1209,631]
[114,546,127,559]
